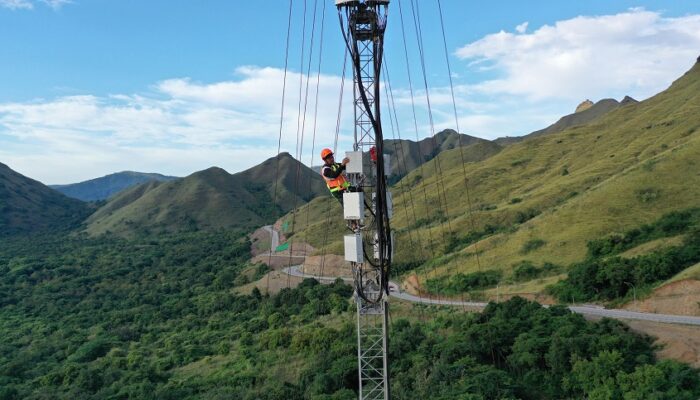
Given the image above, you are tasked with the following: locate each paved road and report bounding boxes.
[262,225,280,253]
[283,265,700,326]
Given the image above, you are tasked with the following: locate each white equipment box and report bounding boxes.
[345,234,364,263]
[383,154,392,176]
[343,192,364,221]
[345,151,364,174]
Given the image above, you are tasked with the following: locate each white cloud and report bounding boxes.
[0,0,70,10]
[0,0,33,10]
[0,67,356,183]
[42,0,71,9]
[456,9,700,101]
[3,9,700,183]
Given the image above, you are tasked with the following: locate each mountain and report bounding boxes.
[0,162,90,235]
[51,171,179,202]
[281,58,700,297]
[384,129,491,182]
[495,96,637,145]
[85,153,326,236]
[575,99,594,113]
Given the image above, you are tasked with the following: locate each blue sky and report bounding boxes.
[1,0,699,183]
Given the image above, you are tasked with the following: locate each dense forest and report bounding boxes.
[1,229,699,399]
[550,208,700,302]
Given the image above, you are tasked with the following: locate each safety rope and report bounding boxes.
[287,0,317,289]
[437,0,483,281]
[267,0,295,295]
[409,0,453,237]
[398,0,456,302]
[396,0,437,262]
[305,0,327,280]
[318,51,348,284]
[382,61,427,320]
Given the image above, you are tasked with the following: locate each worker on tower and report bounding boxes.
[320,148,351,205]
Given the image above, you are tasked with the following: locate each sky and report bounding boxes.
[1,0,699,184]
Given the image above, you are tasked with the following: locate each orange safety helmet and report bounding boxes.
[320,148,334,161]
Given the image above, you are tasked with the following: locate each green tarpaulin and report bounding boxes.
[275,242,289,252]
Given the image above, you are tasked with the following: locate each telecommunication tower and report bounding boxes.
[336,1,392,399]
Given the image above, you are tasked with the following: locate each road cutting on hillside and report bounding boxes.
[250,225,700,327]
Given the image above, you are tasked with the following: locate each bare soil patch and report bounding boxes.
[624,279,700,317]
[298,255,352,279]
[249,226,271,256]
[617,319,700,368]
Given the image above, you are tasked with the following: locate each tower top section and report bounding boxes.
[335,0,389,6]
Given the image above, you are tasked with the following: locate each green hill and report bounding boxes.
[85,153,326,237]
[0,162,90,236]
[281,58,700,296]
[50,171,178,202]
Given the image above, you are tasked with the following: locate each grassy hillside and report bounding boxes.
[0,162,90,236]
[282,59,700,295]
[86,153,326,237]
[51,171,178,202]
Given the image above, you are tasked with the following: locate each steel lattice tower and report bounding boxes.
[336,1,391,399]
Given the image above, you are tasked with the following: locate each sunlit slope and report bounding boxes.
[400,60,700,278]
[283,60,700,289]
[86,153,326,237]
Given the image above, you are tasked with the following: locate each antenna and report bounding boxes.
[336,1,392,399]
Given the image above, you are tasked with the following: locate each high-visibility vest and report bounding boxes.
[321,164,350,193]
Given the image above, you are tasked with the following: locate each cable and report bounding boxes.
[288,0,318,289]
[396,0,437,263]
[319,51,349,283]
[410,0,452,237]
[267,0,295,295]
[382,61,427,321]
[398,0,449,302]
[304,0,327,273]
[434,0,474,311]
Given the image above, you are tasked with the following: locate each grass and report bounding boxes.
[617,235,687,258]
[663,261,700,285]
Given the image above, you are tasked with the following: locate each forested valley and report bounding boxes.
[1,230,699,399]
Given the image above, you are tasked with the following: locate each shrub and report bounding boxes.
[513,261,561,282]
[515,209,541,224]
[426,269,502,295]
[635,187,661,203]
[521,239,546,254]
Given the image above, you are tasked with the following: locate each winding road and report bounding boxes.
[267,225,700,326]
[283,265,700,326]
